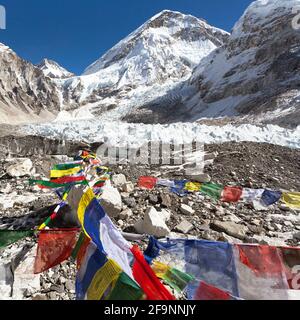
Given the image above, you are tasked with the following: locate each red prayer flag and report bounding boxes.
[194,281,231,300]
[50,176,86,184]
[221,186,243,202]
[138,176,157,190]
[34,229,78,274]
[76,236,91,270]
[131,245,175,300]
[237,244,284,277]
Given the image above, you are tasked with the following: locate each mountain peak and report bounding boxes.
[82,10,229,76]
[37,58,74,79]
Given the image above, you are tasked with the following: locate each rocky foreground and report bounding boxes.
[0,141,300,300]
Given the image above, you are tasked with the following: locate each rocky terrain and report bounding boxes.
[0,141,299,300]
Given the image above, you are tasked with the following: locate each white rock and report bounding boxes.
[12,246,40,300]
[119,208,133,219]
[122,182,134,193]
[112,174,127,186]
[160,209,172,222]
[180,204,195,215]
[100,185,122,218]
[175,220,194,234]
[6,159,33,177]
[186,174,211,183]
[134,207,170,238]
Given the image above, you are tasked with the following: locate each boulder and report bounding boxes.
[186,173,211,183]
[122,182,134,193]
[12,246,40,299]
[180,204,195,215]
[6,158,33,177]
[100,185,122,218]
[134,207,170,238]
[175,220,194,234]
[112,174,127,186]
[210,221,248,240]
[161,193,172,207]
[119,208,133,220]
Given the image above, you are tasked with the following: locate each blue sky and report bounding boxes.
[0,0,253,74]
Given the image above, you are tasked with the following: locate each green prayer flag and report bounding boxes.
[106,272,144,300]
[29,179,87,189]
[163,268,194,293]
[0,230,34,249]
[71,232,85,259]
[52,163,82,171]
[200,183,223,200]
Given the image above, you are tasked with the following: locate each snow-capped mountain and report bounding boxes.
[182,0,300,128]
[0,43,61,124]
[1,2,300,128]
[37,59,74,79]
[60,10,229,118]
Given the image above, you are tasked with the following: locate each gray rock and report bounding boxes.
[6,159,33,178]
[180,204,195,215]
[175,220,194,234]
[119,208,133,219]
[134,207,170,238]
[149,194,159,205]
[123,197,136,208]
[32,294,48,300]
[100,185,122,218]
[161,193,172,207]
[112,174,127,186]
[210,221,248,240]
[65,280,74,292]
[122,182,134,193]
[293,232,300,241]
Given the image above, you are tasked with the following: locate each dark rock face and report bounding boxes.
[0,45,61,124]
[0,135,93,157]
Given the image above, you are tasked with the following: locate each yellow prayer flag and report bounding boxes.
[282,192,300,209]
[50,166,82,178]
[185,182,201,192]
[87,259,122,300]
[152,261,170,278]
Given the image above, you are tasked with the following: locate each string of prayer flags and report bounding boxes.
[34,229,78,274]
[138,176,300,210]
[0,230,34,249]
[144,237,300,300]
[76,187,144,300]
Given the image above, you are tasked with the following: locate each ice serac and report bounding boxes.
[37,59,75,79]
[186,0,300,128]
[60,10,229,119]
[0,43,61,124]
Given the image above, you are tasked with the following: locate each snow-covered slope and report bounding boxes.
[37,59,74,79]
[183,0,300,128]
[0,43,61,124]
[59,10,229,119]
